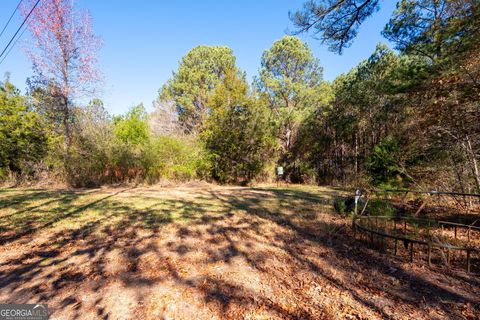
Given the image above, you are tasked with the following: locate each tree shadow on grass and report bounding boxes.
[0,188,132,245]
[0,186,478,319]
[210,188,480,319]
[0,190,67,210]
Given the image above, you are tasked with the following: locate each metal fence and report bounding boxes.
[352,189,480,273]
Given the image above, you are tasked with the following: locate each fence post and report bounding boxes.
[353,189,360,234]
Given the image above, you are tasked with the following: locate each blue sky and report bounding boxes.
[0,0,397,115]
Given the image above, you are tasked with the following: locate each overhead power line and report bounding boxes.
[0,0,40,61]
[0,25,27,66]
[0,0,23,39]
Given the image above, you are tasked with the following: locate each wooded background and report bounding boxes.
[1,0,478,191]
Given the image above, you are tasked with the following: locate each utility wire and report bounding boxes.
[0,0,23,39]
[0,0,40,60]
[0,25,27,66]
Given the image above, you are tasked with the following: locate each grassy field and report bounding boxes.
[0,183,478,319]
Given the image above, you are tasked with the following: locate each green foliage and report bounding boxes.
[27,81,66,135]
[67,103,152,186]
[367,137,405,187]
[292,45,408,184]
[291,0,478,58]
[66,102,207,186]
[145,135,208,182]
[0,80,49,179]
[333,197,347,215]
[160,46,237,131]
[2,2,479,191]
[113,104,149,145]
[257,35,326,181]
[203,70,275,184]
[66,99,114,187]
[383,0,479,59]
[290,0,382,53]
[258,36,323,117]
[366,199,397,217]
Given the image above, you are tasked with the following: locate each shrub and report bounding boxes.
[333,196,357,216]
[333,197,347,215]
[366,199,396,217]
[65,102,115,187]
[203,70,275,184]
[367,137,406,187]
[0,80,49,181]
[145,135,207,182]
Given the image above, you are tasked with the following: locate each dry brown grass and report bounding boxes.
[0,184,478,319]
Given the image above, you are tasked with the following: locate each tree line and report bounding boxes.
[0,0,478,191]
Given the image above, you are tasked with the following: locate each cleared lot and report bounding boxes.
[0,184,478,319]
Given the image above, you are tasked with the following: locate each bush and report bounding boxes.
[366,199,396,217]
[203,70,275,185]
[0,80,49,181]
[333,197,348,215]
[61,102,209,186]
[367,137,406,187]
[65,103,115,187]
[333,196,357,215]
[145,135,208,182]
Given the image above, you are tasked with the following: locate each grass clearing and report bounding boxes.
[0,184,478,319]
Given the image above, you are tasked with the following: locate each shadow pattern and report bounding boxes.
[0,185,478,319]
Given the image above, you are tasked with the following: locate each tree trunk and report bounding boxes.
[62,95,71,149]
[354,131,358,178]
[465,135,480,192]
